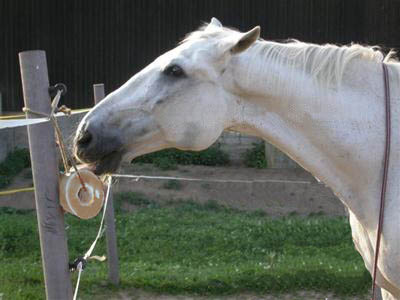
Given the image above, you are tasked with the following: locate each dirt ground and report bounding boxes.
[95,289,368,300]
[0,163,347,217]
[116,163,347,216]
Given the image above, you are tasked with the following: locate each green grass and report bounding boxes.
[162,179,183,190]
[243,142,267,169]
[132,145,230,170]
[0,148,31,189]
[0,200,370,299]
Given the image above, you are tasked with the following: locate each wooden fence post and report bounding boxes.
[93,83,120,285]
[19,50,73,299]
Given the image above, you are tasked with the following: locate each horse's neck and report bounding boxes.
[228,45,393,226]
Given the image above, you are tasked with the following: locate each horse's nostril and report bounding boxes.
[77,130,92,147]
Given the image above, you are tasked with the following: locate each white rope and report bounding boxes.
[73,176,112,300]
[84,176,112,260]
[0,118,51,129]
[112,173,311,185]
[0,109,88,129]
[72,262,83,300]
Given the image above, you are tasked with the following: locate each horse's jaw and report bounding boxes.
[86,135,168,176]
[84,151,124,176]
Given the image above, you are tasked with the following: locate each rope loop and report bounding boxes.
[69,256,87,272]
[71,176,112,300]
[22,89,87,191]
[49,82,67,98]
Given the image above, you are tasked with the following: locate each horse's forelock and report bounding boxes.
[180,23,240,45]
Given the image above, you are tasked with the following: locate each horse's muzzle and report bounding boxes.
[74,120,124,173]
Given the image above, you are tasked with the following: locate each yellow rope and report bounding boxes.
[0,187,35,196]
[0,108,91,120]
[0,114,25,120]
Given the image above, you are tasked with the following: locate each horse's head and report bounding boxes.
[74,18,260,174]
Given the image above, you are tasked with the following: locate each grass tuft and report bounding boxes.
[162,180,183,190]
[114,191,159,212]
[243,143,267,169]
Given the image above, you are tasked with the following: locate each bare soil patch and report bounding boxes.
[114,163,346,217]
[1,163,346,217]
[96,289,367,300]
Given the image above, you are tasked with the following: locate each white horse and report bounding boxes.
[74,18,400,299]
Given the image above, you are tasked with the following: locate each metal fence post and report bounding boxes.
[93,83,120,285]
[19,50,73,299]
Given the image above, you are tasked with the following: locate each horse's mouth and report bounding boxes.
[85,151,123,176]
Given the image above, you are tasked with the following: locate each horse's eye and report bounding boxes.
[164,64,185,77]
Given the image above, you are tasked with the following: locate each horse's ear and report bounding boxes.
[230,26,260,54]
[208,17,222,28]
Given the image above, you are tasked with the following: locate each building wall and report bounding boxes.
[1,0,399,111]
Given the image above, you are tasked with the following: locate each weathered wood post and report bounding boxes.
[93,83,120,285]
[19,50,73,299]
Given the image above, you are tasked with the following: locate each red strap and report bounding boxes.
[371,63,391,300]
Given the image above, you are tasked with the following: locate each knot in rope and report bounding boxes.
[69,256,87,272]
[22,88,87,192]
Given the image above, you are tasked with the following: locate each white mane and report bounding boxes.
[184,25,396,88]
[250,40,394,88]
